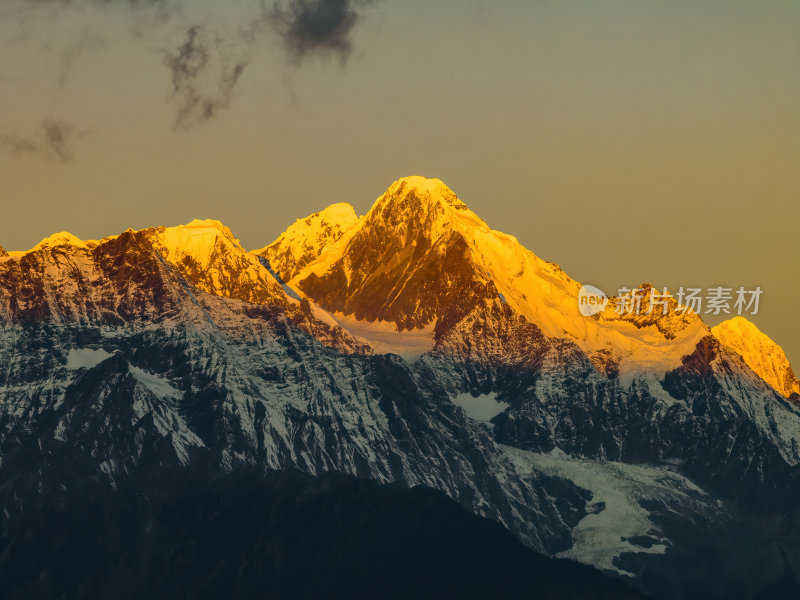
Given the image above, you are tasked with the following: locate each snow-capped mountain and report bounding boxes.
[2,176,800,599]
[0,221,369,354]
[713,316,800,401]
[280,177,708,380]
[254,203,359,283]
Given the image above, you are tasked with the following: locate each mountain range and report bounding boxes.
[1,176,799,599]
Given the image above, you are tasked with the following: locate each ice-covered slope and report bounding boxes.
[253,203,359,283]
[712,316,800,399]
[281,176,707,377]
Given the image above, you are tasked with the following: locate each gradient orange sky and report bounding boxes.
[1,0,798,363]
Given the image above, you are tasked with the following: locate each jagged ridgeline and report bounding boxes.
[1,176,799,600]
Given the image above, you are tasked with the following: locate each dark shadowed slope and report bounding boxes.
[0,468,646,600]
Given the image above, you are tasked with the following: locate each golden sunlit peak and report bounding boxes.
[377,175,470,218]
[162,218,239,244]
[388,175,455,195]
[712,316,800,398]
[159,219,242,261]
[179,218,232,233]
[29,231,87,252]
[392,175,449,191]
[317,202,358,220]
[715,315,763,336]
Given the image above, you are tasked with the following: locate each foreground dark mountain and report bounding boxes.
[1,176,799,599]
[0,468,646,600]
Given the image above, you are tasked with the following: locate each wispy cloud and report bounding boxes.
[0,118,85,162]
[164,26,250,130]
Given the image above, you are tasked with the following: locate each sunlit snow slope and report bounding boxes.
[713,316,800,399]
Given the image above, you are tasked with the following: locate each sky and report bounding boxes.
[1,0,798,364]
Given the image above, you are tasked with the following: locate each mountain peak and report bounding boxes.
[712,317,800,399]
[157,219,240,266]
[354,176,487,254]
[278,176,492,332]
[272,176,711,377]
[255,203,360,282]
[318,202,358,222]
[390,174,456,196]
[174,218,235,237]
[26,231,89,253]
[377,175,469,217]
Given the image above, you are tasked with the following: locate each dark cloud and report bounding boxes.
[163,26,249,130]
[268,0,372,65]
[6,1,379,131]
[0,118,82,162]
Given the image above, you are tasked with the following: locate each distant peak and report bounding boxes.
[29,231,87,252]
[150,218,248,274]
[179,219,232,233]
[318,202,358,221]
[255,202,360,282]
[713,317,775,350]
[44,231,83,243]
[363,176,477,238]
[392,175,449,192]
[713,317,800,399]
[715,315,761,335]
[162,219,238,244]
[385,176,467,210]
[255,202,359,254]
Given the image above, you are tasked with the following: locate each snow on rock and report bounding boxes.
[503,446,706,577]
[255,256,301,300]
[323,310,436,360]
[66,348,114,369]
[451,392,508,422]
[129,365,182,399]
[710,342,800,465]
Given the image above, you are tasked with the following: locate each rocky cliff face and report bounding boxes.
[2,177,800,599]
